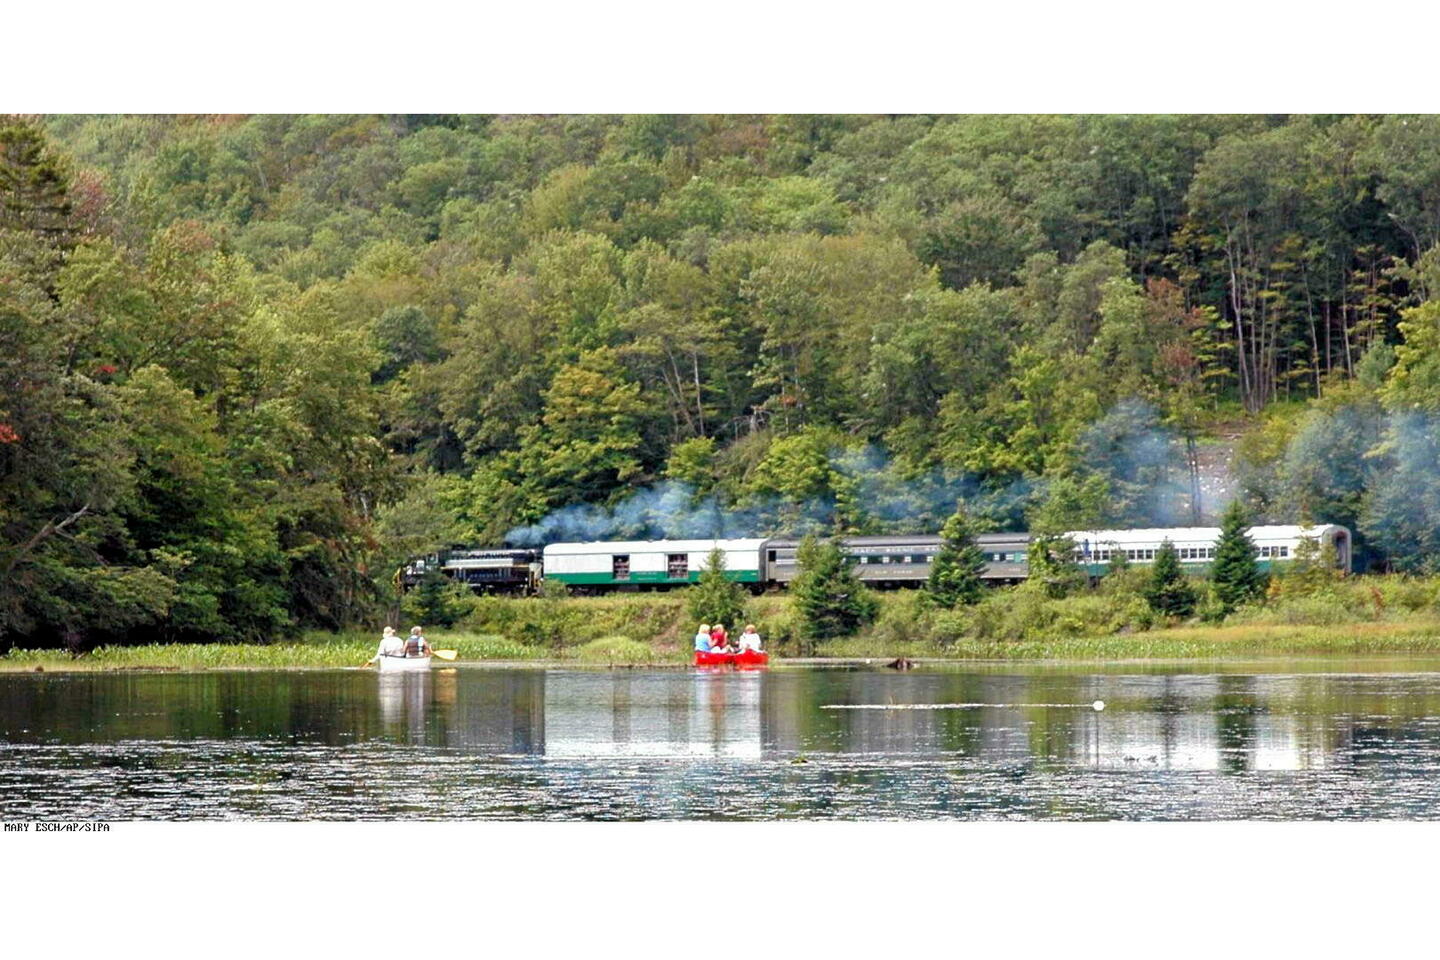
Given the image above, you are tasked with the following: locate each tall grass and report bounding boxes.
[0,631,536,672]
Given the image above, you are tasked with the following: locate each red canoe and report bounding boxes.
[694,649,769,667]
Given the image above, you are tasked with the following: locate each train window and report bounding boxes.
[881,555,892,564]
[1280,546,1289,558]
[768,550,777,563]
[612,555,630,580]
[667,554,688,578]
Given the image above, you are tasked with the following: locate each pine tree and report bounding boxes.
[1027,533,1086,598]
[792,536,878,644]
[404,569,466,627]
[1144,539,1196,617]
[686,547,745,628]
[0,117,76,254]
[1212,500,1266,613]
[925,503,987,608]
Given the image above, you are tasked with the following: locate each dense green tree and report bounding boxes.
[403,568,470,628]
[18,113,1440,647]
[686,547,746,629]
[1212,501,1266,612]
[791,536,878,644]
[514,350,654,510]
[1026,533,1087,598]
[0,117,76,258]
[924,504,987,608]
[1145,540,1197,618]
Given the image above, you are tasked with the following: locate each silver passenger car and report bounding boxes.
[760,533,1031,586]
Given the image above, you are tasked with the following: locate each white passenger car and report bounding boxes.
[542,539,767,589]
[1064,524,1351,571]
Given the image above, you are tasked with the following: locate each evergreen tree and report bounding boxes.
[1027,533,1087,598]
[924,503,987,608]
[1144,539,1196,617]
[404,569,468,628]
[792,536,878,644]
[0,117,75,250]
[686,547,745,628]
[1212,500,1266,613]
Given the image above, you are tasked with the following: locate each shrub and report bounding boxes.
[1373,577,1440,613]
[1229,593,1365,626]
[573,635,657,664]
[402,571,477,628]
[867,591,941,650]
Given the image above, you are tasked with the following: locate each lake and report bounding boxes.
[5,661,1440,819]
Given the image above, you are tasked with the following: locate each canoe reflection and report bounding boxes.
[544,670,763,758]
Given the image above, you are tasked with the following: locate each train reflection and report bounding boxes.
[375,668,1421,771]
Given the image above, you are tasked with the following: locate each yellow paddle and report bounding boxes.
[432,649,458,661]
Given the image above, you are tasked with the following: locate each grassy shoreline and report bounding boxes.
[7,620,1440,673]
[9,577,1440,673]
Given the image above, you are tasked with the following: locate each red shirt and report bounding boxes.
[710,628,727,647]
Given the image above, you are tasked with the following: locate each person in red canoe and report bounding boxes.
[737,624,763,653]
[709,623,733,653]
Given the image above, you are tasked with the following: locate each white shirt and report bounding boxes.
[376,635,405,658]
[738,631,762,652]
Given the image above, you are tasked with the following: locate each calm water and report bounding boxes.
[5,662,1440,819]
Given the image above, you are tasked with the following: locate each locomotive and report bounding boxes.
[402,524,1350,595]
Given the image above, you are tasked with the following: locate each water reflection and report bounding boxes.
[7,665,1440,819]
[544,671,762,757]
[297,668,1440,772]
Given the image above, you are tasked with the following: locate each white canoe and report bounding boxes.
[376,655,432,673]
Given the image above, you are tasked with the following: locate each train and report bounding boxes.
[400,524,1351,595]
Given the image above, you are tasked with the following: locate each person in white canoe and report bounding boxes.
[367,626,405,665]
[403,625,433,658]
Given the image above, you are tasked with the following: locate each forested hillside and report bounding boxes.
[6,113,1440,649]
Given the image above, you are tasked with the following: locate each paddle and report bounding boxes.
[432,649,458,661]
